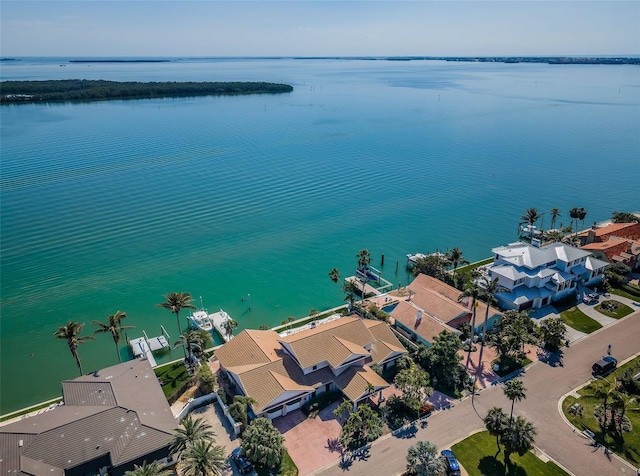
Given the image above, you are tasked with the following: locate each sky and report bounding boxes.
[1,1,639,57]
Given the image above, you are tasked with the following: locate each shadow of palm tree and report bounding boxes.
[478,455,527,476]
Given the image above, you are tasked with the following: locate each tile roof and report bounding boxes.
[334,366,390,402]
[215,316,407,413]
[391,300,460,342]
[0,359,174,476]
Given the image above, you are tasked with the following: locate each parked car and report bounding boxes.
[592,356,617,376]
[441,449,461,476]
[231,447,253,474]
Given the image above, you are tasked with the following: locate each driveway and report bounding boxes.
[314,310,640,476]
[273,401,343,476]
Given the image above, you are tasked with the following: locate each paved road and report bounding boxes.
[314,310,640,476]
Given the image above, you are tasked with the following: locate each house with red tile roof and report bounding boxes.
[579,222,640,269]
[215,316,406,419]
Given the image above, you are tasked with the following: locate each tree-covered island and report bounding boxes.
[0,79,294,104]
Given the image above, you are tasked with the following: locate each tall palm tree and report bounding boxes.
[577,207,588,232]
[502,416,537,464]
[591,378,618,428]
[174,330,212,364]
[484,407,508,454]
[459,282,481,373]
[54,321,95,376]
[179,439,226,476]
[569,207,580,235]
[520,208,540,241]
[611,392,639,433]
[356,249,372,298]
[171,415,216,456]
[503,378,527,421]
[125,461,172,476]
[405,440,445,476]
[446,247,469,283]
[92,310,134,363]
[476,277,509,377]
[329,268,340,283]
[550,208,561,230]
[158,292,196,358]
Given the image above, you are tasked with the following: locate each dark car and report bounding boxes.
[592,356,617,376]
[441,449,461,476]
[231,447,253,474]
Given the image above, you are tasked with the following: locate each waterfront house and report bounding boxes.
[214,316,407,419]
[402,274,502,333]
[0,359,175,476]
[390,299,461,347]
[487,242,609,311]
[579,222,640,270]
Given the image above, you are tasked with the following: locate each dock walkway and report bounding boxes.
[209,309,234,342]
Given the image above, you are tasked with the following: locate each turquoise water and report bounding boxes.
[1,58,639,414]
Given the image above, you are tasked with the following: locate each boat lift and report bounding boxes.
[128,326,171,368]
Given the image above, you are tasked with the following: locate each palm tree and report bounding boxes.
[591,378,618,428]
[158,292,196,358]
[476,277,509,378]
[446,247,469,283]
[54,321,95,376]
[241,418,285,469]
[92,310,134,363]
[502,416,537,464]
[543,229,564,243]
[356,249,372,298]
[329,268,340,283]
[459,282,481,373]
[174,329,213,363]
[222,318,238,340]
[503,378,527,421]
[405,440,445,476]
[170,415,216,455]
[578,207,588,232]
[484,407,508,454]
[611,392,639,433]
[179,439,226,476]
[550,208,561,230]
[520,208,540,241]
[569,207,581,235]
[125,461,172,476]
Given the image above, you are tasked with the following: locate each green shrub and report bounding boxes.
[217,387,228,405]
[301,390,342,416]
[196,364,216,394]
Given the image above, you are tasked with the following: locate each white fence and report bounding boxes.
[175,392,242,436]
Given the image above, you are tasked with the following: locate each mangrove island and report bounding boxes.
[0,79,294,104]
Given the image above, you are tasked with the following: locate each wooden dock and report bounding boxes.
[209,309,234,342]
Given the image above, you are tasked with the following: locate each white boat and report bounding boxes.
[187,309,214,332]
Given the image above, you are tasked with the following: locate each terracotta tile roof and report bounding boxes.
[579,222,640,240]
[410,274,462,301]
[215,316,407,413]
[280,317,376,369]
[391,300,460,342]
[214,329,281,369]
[334,366,390,402]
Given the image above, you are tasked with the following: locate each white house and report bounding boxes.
[487,242,609,311]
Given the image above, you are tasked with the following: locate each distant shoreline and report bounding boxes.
[1,56,639,65]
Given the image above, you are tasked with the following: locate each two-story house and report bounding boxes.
[215,316,406,419]
[487,242,609,311]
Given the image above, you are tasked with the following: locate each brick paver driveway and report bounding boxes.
[273,401,342,476]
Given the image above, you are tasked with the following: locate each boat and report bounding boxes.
[187,309,214,332]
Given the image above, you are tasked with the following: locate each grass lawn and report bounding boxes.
[610,286,640,302]
[560,307,602,333]
[255,451,298,476]
[154,361,193,401]
[452,431,568,476]
[594,300,634,319]
[562,356,640,466]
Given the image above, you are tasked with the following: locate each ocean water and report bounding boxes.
[1,58,639,414]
